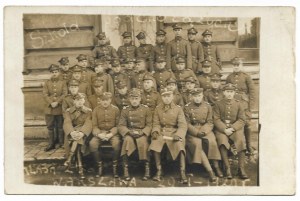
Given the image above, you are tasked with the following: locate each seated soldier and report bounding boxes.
[63,93,92,179]
[184,88,223,182]
[182,77,197,105]
[112,81,130,110]
[88,80,104,110]
[149,88,188,184]
[91,59,114,94]
[118,88,152,181]
[204,73,224,106]
[213,83,248,179]
[166,77,184,107]
[89,92,121,178]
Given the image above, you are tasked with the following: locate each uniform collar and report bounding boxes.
[130,105,140,110]
[175,36,182,41]
[51,77,59,82]
[225,99,234,105]
[203,42,212,46]
[163,102,175,110]
[156,68,166,72]
[156,42,166,46]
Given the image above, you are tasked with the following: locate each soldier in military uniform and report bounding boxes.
[153,56,175,92]
[88,80,104,110]
[75,54,95,84]
[173,56,199,93]
[184,88,223,181]
[213,83,248,179]
[149,88,188,183]
[166,24,192,71]
[187,27,204,74]
[204,73,224,106]
[118,88,152,181]
[182,76,197,105]
[226,57,256,155]
[197,59,214,92]
[89,92,121,178]
[141,73,162,112]
[201,29,222,74]
[110,59,131,93]
[71,65,92,96]
[43,64,68,151]
[133,58,157,90]
[63,93,92,179]
[58,57,72,82]
[136,32,155,73]
[112,81,130,110]
[123,58,137,87]
[153,29,168,70]
[117,32,137,63]
[165,77,184,107]
[91,59,114,94]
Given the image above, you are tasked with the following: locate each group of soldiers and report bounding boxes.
[42,23,256,184]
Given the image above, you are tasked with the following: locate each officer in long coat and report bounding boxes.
[117,32,137,63]
[197,59,214,92]
[89,92,121,178]
[43,64,68,151]
[136,32,155,73]
[184,88,222,181]
[71,65,92,96]
[112,81,130,110]
[58,57,73,83]
[226,57,256,155]
[187,27,204,74]
[204,73,224,106]
[166,24,192,71]
[213,83,248,179]
[153,30,168,70]
[118,88,152,181]
[153,56,175,91]
[63,93,92,179]
[149,88,188,184]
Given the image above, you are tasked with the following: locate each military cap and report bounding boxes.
[211,73,222,81]
[166,77,177,85]
[68,79,80,86]
[191,88,204,95]
[172,23,182,30]
[201,59,212,67]
[129,88,141,97]
[58,57,69,65]
[48,64,60,72]
[116,81,127,89]
[122,31,132,38]
[185,76,196,83]
[143,73,154,81]
[93,79,104,87]
[111,59,121,67]
[231,57,242,65]
[202,29,213,36]
[135,57,146,63]
[160,87,173,96]
[188,27,198,35]
[125,57,136,63]
[176,56,186,64]
[156,56,166,63]
[94,59,106,66]
[100,92,112,100]
[136,32,146,40]
[222,83,236,91]
[156,29,167,36]
[71,65,82,72]
[76,54,88,61]
[96,32,106,40]
[74,93,86,100]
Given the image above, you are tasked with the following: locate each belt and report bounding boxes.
[161,125,177,129]
[191,122,204,126]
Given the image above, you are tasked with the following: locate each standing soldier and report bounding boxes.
[113,81,131,110]
[117,32,137,63]
[71,65,92,96]
[166,77,184,107]
[118,88,152,181]
[182,77,197,105]
[110,59,131,93]
[75,54,95,84]
[149,88,188,184]
[89,92,121,178]
[141,73,162,112]
[88,80,104,110]
[184,88,223,181]
[166,24,192,71]
[58,57,72,82]
[153,29,168,70]
[197,59,213,92]
[153,56,175,92]
[91,59,114,94]
[136,32,155,73]
[63,93,92,179]
[204,73,224,106]
[173,56,199,93]
[133,58,157,90]
[201,29,222,74]
[43,64,68,151]
[226,57,256,155]
[213,83,248,179]
[187,27,204,74]
[123,58,137,87]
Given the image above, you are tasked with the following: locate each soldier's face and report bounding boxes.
[143,80,154,90]
[61,63,69,71]
[156,35,165,43]
[69,86,79,95]
[203,66,212,74]
[156,62,166,69]
[186,82,195,90]
[51,70,60,78]
[129,96,141,107]
[203,35,212,43]
[100,98,111,108]
[211,80,221,89]
[223,90,235,99]
[188,34,196,41]
[127,62,135,70]
[74,98,85,108]
[94,86,103,95]
[176,63,186,71]
[139,39,146,44]
[98,38,106,45]
[112,66,121,73]
[123,37,132,44]
[167,83,177,91]
[162,93,174,105]
[78,60,88,68]
[118,87,128,95]
[94,65,105,73]
[193,93,203,104]
[72,72,82,80]
[136,62,146,72]
[233,64,243,72]
[173,29,182,37]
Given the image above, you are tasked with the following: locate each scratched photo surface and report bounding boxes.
[23,14,260,187]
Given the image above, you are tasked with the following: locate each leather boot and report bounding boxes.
[225,167,233,179]
[238,151,249,179]
[179,152,188,184]
[213,160,224,178]
[123,155,130,181]
[112,160,119,178]
[245,125,254,155]
[44,130,55,151]
[58,129,64,148]
[208,170,217,182]
[142,161,150,181]
[96,161,103,178]
[78,166,85,179]
[153,165,162,181]
[77,146,85,179]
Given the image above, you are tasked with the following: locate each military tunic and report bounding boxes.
[153,42,167,67]
[201,42,221,74]
[88,94,103,110]
[92,44,118,61]
[77,80,92,97]
[149,103,187,160]
[59,70,73,83]
[123,69,137,87]
[117,44,137,62]
[189,40,204,73]
[118,105,152,160]
[62,94,91,113]
[133,71,158,90]
[197,74,212,92]
[182,90,194,105]
[213,99,246,152]
[81,68,96,84]
[141,89,162,112]
[173,91,185,107]
[153,69,175,91]
[174,69,199,92]
[136,44,155,72]
[111,72,131,92]
[91,72,115,94]
[112,93,130,110]
[204,88,224,106]
[184,102,221,164]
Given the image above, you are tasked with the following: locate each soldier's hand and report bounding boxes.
[224,128,234,136]
[173,135,181,141]
[197,132,206,138]
[151,131,159,140]
[51,102,58,108]
[105,133,113,140]
[97,133,106,140]
[70,131,79,140]
[77,132,84,139]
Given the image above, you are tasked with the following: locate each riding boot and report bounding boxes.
[245,125,254,155]
[77,147,85,179]
[123,155,130,181]
[238,151,249,179]
[58,128,64,148]
[44,129,55,151]
[112,160,119,178]
[142,161,150,181]
[179,152,188,184]
[212,160,224,178]
[220,145,232,179]
[153,152,162,181]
